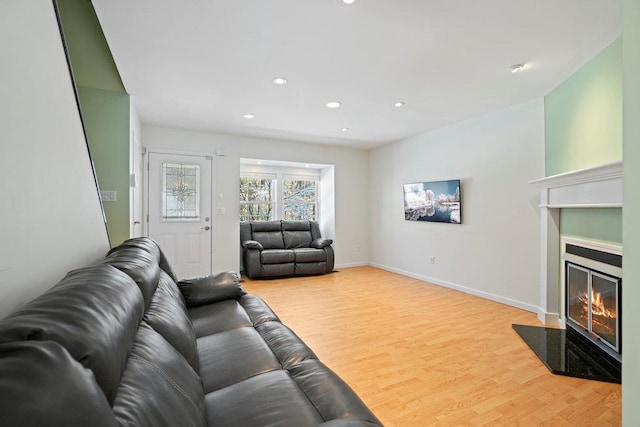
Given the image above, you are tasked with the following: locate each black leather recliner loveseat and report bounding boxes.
[240,220,335,279]
[0,237,381,427]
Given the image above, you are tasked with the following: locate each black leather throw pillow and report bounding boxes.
[178,271,246,308]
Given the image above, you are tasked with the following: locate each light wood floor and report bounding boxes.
[243,266,621,426]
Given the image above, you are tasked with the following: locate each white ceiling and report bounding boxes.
[92,0,622,150]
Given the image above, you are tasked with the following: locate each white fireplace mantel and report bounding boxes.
[529,160,623,325]
[529,160,623,208]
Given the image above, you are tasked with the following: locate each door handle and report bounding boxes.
[202,226,211,231]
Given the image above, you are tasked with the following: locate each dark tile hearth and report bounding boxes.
[512,324,621,384]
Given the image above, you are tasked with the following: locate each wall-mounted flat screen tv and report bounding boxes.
[403,179,461,224]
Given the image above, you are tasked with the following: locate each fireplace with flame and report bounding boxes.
[566,261,621,358]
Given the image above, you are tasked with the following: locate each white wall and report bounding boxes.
[142,126,369,273]
[369,100,544,311]
[129,101,143,237]
[0,0,110,318]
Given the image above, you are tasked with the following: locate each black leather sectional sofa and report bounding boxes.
[0,237,381,427]
[240,220,335,279]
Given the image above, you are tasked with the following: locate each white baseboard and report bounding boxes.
[369,262,540,315]
[334,262,369,269]
[536,310,562,327]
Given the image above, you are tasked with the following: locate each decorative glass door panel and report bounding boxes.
[162,163,201,221]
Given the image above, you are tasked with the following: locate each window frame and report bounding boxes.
[239,166,320,222]
[282,174,319,221]
[239,172,277,222]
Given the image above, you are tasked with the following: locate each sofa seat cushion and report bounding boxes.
[294,248,327,263]
[188,300,252,338]
[196,327,281,393]
[255,321,317,369]
[261,249,295,264]
[289,359,382,425]
[238,295,280,326]
[205,371,324,427]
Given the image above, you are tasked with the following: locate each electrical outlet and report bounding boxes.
[357,246,361,253]
[430,256,436,264]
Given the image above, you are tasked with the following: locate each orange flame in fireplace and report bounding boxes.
[591,289,614,318]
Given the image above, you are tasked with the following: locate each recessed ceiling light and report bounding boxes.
[326,101,341,109]
[394,102,405,108]
[272,77,287,85]
[305,164,310,168]
[342,0,356,4]
[243,114,254,119]
[511,63,525,73]
[341,127,350,132]
[257,161,263,165]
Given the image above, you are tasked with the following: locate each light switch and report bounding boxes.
[101,190,117,202]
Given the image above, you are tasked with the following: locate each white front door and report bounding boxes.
[148,152,213,279]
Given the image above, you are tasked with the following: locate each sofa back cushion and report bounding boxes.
[282,221,313,249]
[0,264,144,404]
[0,340,118,427]
[108,237,179,282]
[251,221,285,249]
[112,322,206,427]
[104,246,161,309]
[143,271,199,372]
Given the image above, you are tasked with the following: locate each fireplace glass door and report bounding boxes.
[591,272,619,351]
[567,263,589,330]
[566,262,620,353]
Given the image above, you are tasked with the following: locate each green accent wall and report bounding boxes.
[545,37,622,176]
[623,0,640,423]
[78,86,130,246]
[57,0,130,246]
[56,0,124,92]
[559,208,622,244]
[545,37,623,245]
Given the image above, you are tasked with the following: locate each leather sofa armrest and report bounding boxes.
[243,240,264,251]
[311,238,333,249]
[178,271,246,307]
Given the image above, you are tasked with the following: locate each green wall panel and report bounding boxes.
[545,37,622,177]
[559,208,622,244]
[78,86,130,246]
[56,0,125,92]
[545,37,623,245]
[57,0,130,247]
